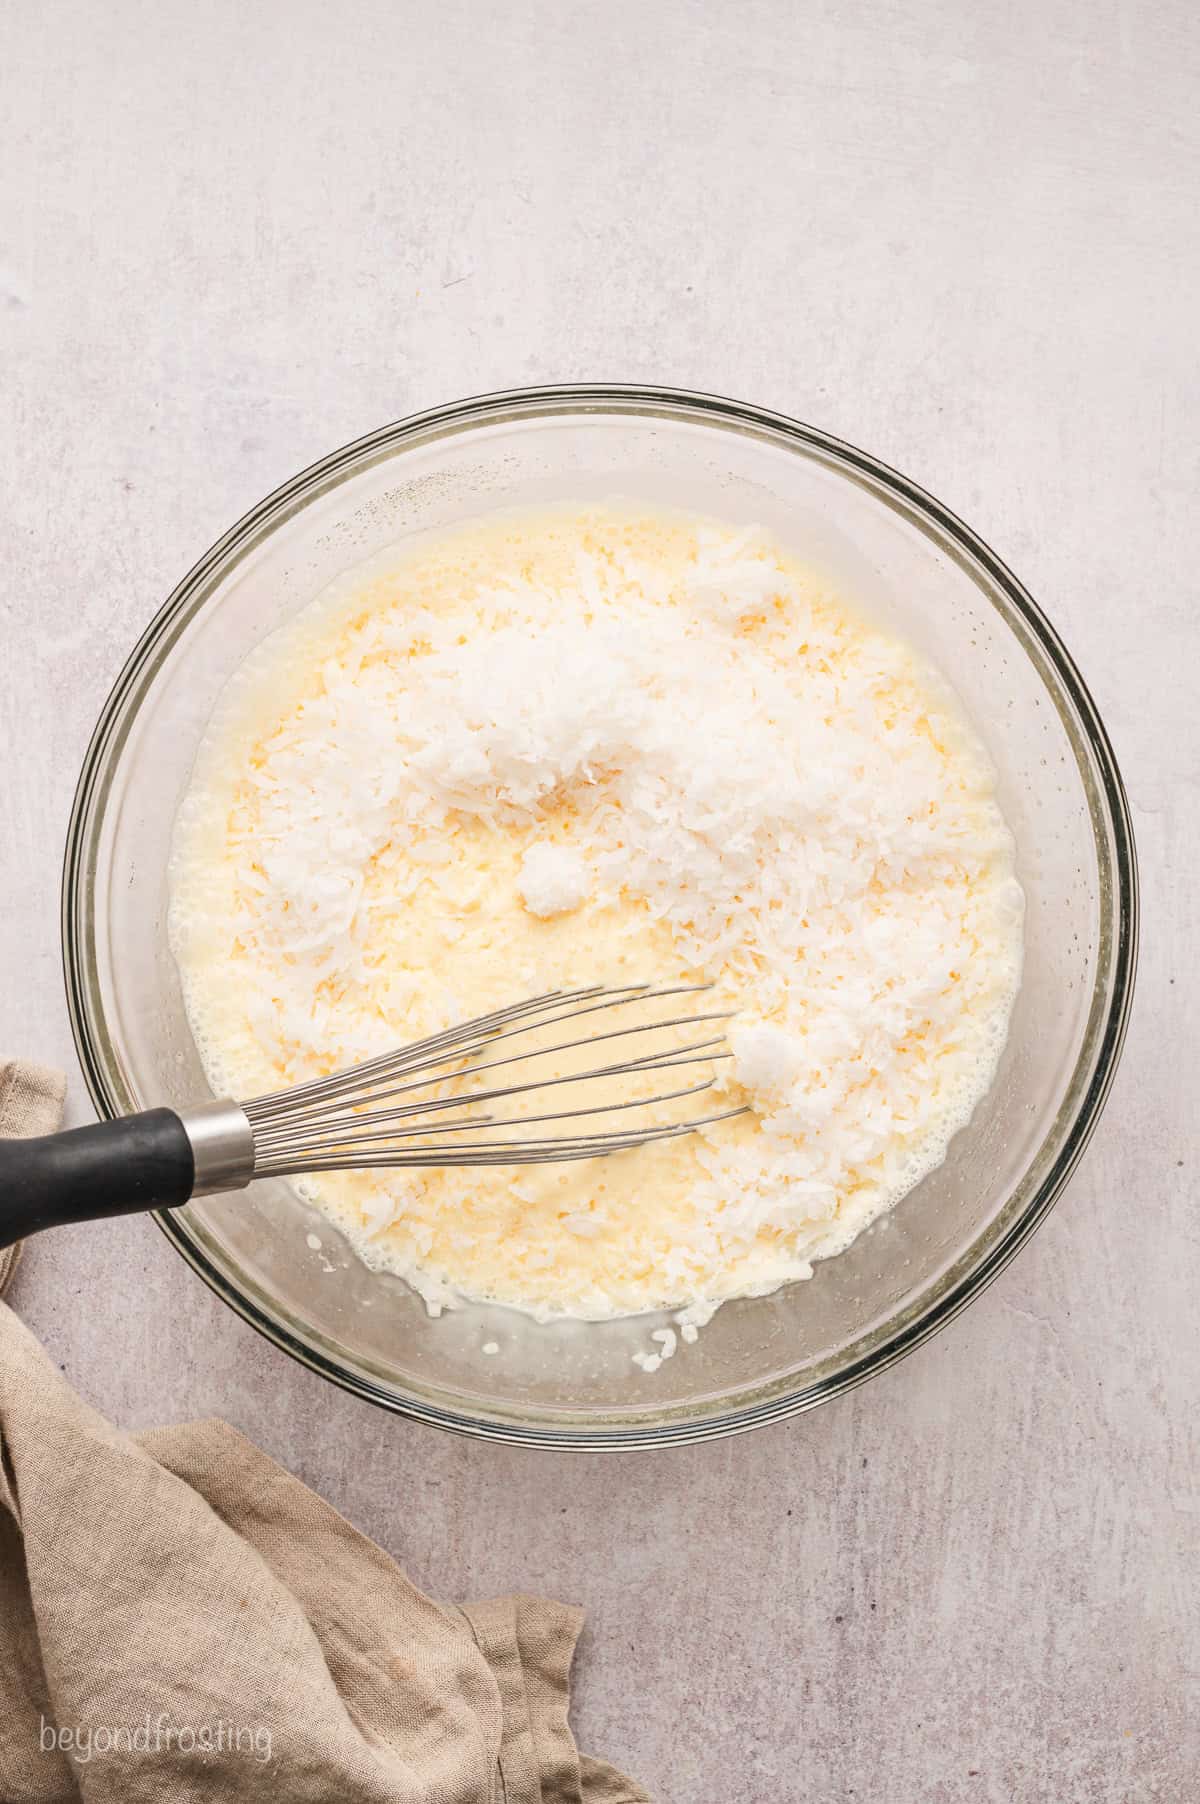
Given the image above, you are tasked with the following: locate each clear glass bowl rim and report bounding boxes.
[61,382,1139,1449]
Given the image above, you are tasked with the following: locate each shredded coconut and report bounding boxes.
[170,504,1023,1332]
[518,843,589,918]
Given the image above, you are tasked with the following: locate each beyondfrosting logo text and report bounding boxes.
[39,1713,273,1766]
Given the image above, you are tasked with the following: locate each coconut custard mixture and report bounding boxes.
[169,506,1023,1339]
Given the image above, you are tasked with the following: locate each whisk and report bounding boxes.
[0,983,744,1249]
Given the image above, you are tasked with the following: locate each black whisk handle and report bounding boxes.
[0,1110,195,1249]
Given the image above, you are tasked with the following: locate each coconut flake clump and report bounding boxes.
[730,1022,807,1097]
[518,843,589,918]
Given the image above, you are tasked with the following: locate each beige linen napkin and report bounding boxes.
[0,1058,647,1804]
[0,1061,67,1298]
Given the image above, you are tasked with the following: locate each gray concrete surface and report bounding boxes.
[2,2,1196,1798]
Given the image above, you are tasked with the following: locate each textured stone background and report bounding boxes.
[2,2,1195,1798]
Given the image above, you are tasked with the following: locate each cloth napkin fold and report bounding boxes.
[0,1060,647,1804]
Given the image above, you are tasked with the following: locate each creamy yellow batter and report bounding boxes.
[169,505,1022,1322]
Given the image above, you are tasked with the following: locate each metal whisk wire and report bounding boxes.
[0,984,750,1249]
[244,982,746,1174]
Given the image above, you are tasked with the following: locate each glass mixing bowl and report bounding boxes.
[62,385,1137,1448]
